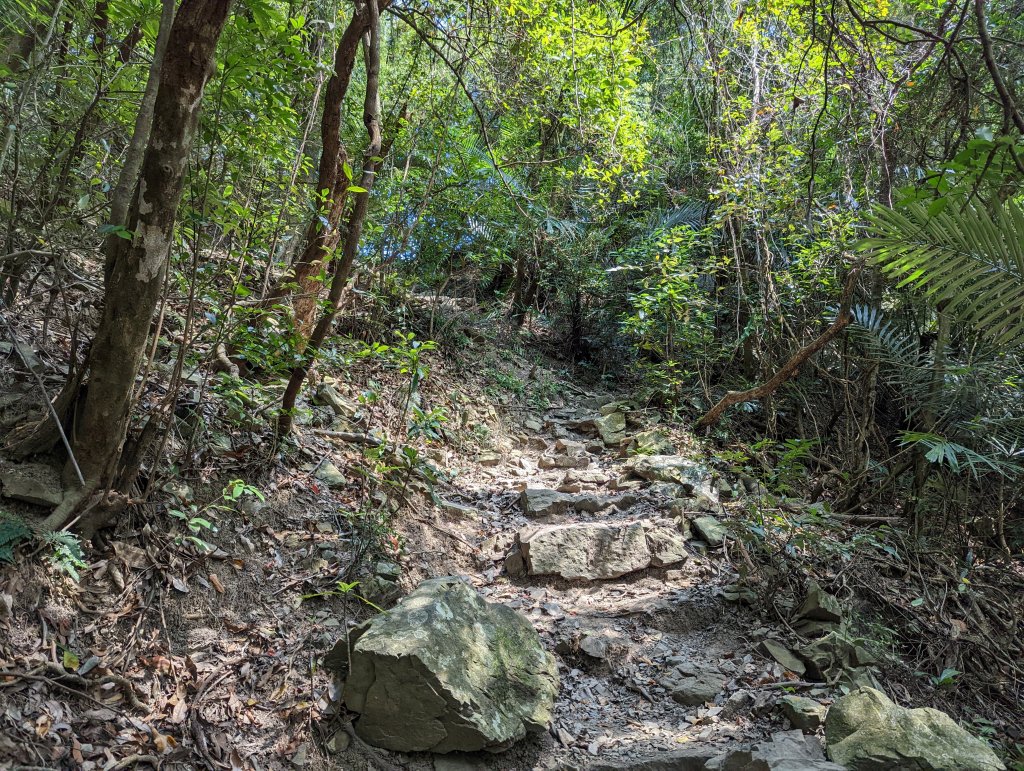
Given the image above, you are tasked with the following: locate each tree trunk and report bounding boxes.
[265,0,386,336]
[40,0,234,532]
[104,0,175,273]
[278,0,381,435]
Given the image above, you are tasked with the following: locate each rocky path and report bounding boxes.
[357,394,847,770]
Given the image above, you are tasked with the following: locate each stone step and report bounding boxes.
[520,487,638,517]
[505,520,688,581]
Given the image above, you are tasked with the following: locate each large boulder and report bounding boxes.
[514,522,650,580]
[825,687,1005,770]
[331,577,558,753]
[508,521,687,580]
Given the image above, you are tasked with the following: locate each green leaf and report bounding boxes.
[348,185,368,194]
[857,199,1024,350]
[62,649,80,670]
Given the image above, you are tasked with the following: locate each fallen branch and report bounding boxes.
[313,429,383,446]
[696,265,861,429]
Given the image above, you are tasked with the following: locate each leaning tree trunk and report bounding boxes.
[38,0,233,532]
[278,0,381,435]
[264,0,388,337]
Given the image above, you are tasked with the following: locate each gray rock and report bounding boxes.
[524,418,544,432]
[359,575,401,608]
[721,689,754,718]
[538,454,590,470]
[516,522,651,580]
[578,628,627,660]
[477,451,502,467]
[595,411,627,446]
[794,619,841,638]
[625,455,712,492]
[649,482,685,503]
[691,515,728,547]
[759,639,806,676]
[313,383,360,418]
[521,488,574,517]
[520,488,635,517]
[825,687,1004,770]
[627,429,676,456]
[712,730,844,770]
[0,342,43,373]
[661,662,724,706]
[720,583,757,604]
[333,577,558,753]
[644,524,689,567]
[797,582,844,623]
[436,497,479,519]
[433,756,489,771]
[600,400,629,416]
[315,461,347,488]
[514,519,686,580]
[162,479,193,504]
[0,462,63,507]
[562,469,609,487]
[555,438,587,456]
[504,547,527,577]
[799,632,879,688]
[779,694,826,732]
[574,492,638,512]
[587,748,716,770]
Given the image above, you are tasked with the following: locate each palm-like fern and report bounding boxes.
[858,199,1024,348]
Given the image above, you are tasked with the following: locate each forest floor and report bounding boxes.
[0,312,1021,770]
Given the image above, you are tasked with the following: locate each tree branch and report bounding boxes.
[696,265,861,430]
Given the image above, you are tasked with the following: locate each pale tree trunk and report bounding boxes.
[36,0,234,532]
[278,0,381,434]
[104,0,176,272]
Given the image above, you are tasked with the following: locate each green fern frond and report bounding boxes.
[858,199,1024,349]
[0,510,31,563]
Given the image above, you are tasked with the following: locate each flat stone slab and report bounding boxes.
[0,462,63,507]
[625,455,712,492]
[510,520,687,580]
[692,515,728,546]
[520,488,637,517]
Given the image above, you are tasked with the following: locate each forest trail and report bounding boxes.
[339,384,840,770]
[0,341,1009,771]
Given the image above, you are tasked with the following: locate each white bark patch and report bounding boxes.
[137,179,153,215]
[135,224,168,282]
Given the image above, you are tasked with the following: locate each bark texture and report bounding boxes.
[266,0,390,335]
[41,0,233,530]
[278,0,382,434]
